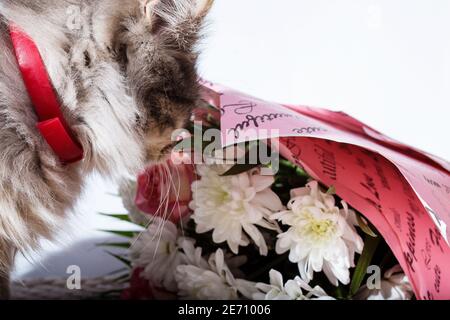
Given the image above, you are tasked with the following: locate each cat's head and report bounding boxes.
[112,0,212,162]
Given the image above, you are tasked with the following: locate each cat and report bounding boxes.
[0,0,212,298]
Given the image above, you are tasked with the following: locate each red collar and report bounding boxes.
[9,24,83,164]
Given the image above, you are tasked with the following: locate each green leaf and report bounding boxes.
[356,214,378,238]
[295,167,309,177]
[97,242,131,249]
[279,159,309,178]
[349,235,380,297]
[221,164,260,176]
[99,230,136,238]
[326,185,336,195]
[99,213,131,223]
[279,159,297,169]
[105,251,131,268]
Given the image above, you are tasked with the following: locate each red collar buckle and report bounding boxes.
[9,24,83,164]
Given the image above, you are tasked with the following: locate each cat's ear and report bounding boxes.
[192,0,214,18]
[140,0,213,24]
[141,0,213,50]
[139,0,160,29]
[141,0,156,21]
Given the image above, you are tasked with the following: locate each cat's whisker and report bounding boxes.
[150,167,169,241]
[167,162,186,236]
[162,163,176,223]
[133,166,169,255]
[150,167,175,262]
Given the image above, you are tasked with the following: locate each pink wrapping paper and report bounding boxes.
[200,79,450,300]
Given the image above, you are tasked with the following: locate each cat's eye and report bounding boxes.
[114,43,129,73]
[119,44,129,64]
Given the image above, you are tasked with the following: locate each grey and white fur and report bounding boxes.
[0,0,212,298]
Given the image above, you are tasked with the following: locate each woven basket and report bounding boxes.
[11,276,127,300]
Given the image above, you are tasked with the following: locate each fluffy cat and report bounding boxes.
[0,0,212,298]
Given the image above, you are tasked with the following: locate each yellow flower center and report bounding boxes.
[217,190,231,204]
[299,211,337,243]
[212,185,244,208]
[310,220,334,236]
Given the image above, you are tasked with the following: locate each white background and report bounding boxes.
[14,0,450,279]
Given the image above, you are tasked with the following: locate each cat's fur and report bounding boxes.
[0,0,211,298]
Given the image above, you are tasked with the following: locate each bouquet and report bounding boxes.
[106,80,450,300]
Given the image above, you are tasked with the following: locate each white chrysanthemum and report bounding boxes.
[179,237,248,277]
[272,181,363,286]
[130,218,188,292]
[355,265,414,300]
[190,165,283,256]
[175,248,258,300]
[178,237,210,269]
[253,269,334,300]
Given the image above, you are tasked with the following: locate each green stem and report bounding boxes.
[348,235,380,298]
[334,286,346,300]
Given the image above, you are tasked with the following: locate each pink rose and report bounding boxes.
[135,156,195,224]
